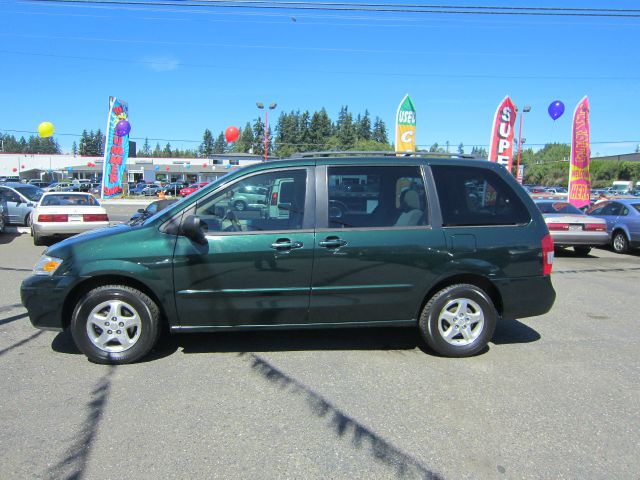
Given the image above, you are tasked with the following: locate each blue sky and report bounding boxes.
[1,0,639,156]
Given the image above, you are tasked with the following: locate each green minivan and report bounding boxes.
[21,155,556,364]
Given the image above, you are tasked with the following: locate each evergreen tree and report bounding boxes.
[429,142,445,153]
[213,132,227,154]
[253,117,265,155]
[235,122,255,153]
[356,110,372,141]
[79,130,89,156]
[199,129,214,157]
[336,106,356,149]
[471,146,488,158]
[457,143,464,154]
[142,138,151,157]
[309,108,333,150]
[94,129,105,156]
[72,141,78,155]
[153,143,162,157]
[19,137,27,153]
[163,143,172,157]
[372,117,388,144]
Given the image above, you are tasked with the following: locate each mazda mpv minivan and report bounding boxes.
[22,154,556,364]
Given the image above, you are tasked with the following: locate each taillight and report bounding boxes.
[83,214,109,222]
[271,192,278,206]
[541,233,554,276]
[547,223,569,231]
[585,223,606,231]
[38,214,68,222]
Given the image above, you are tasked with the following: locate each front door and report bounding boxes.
[309,163,447,325]
[0,187,23,224]
[173,167,316,328]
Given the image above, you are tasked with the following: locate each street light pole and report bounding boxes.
[516,105,531,184]
[257,102,277,162]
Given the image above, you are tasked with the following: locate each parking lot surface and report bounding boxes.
[1,210,639,479]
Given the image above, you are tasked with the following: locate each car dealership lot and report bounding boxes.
[1,223,639,479]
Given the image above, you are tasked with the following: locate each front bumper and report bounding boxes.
[21,274,79,331]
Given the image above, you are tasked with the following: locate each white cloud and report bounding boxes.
[143,55,179,72]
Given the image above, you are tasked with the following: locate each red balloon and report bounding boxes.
[165,166,170,171]
[21,164,26,169]
[87,162,92,167]
[12,167,17,172]
[225,126,240,143]
[202,163,207,168]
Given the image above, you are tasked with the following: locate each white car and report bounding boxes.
[31,192,109,246]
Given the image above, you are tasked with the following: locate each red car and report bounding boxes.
[179,182,209,197]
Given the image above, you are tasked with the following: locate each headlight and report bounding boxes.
[33,255,64,276]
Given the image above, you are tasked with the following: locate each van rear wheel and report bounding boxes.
[71,285,161,364]
[419,284,497,357]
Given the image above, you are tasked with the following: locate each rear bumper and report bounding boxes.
[551,231,609,246]
[21,274,79,331]
[32,222,109,236]
[496,275,556,321]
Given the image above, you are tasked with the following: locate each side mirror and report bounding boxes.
[181,215,206,244]
[137,208,145,214]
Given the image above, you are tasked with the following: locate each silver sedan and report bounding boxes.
[535,200,609,256]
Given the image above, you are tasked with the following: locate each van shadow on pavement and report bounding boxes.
[52,319,540,361]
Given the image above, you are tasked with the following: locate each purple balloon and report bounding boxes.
[548,101,565,121]
[115,119,131,137]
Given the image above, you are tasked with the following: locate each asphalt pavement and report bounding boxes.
[0,219,639,479]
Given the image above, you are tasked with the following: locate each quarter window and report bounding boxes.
[431,165,531,226]
[195,170,307,233]
[327,165,427,228]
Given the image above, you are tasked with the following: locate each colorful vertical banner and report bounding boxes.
[101,96,130,198]
[568,96,591,208]
[488,96,517,172]
[395,94,416,154]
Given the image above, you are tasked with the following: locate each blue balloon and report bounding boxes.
[67,167,73,172]
[548,100,565,121]
[154,165,160,171]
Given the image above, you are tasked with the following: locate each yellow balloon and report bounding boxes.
[38,121,55,138]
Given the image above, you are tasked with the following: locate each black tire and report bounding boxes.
[71,285,161,364]
[573,246,591,256]
[25,213,32,227]
[419,284,497,357]
[612,231,629,254]
[233,200,247,211]
[32,229,44,246]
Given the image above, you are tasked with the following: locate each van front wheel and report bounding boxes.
[419,284,497,357]
[71,285,161,364]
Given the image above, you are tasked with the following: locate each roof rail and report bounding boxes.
[288,150,482,160]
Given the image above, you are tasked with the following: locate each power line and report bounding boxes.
[23,0,640,17]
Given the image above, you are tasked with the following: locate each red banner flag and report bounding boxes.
[568,96,591,209]
[488,96,517,173]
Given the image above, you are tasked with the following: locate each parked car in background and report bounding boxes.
[21,155,557,364]
[129,183,149,196]
[228,184,268,211]
[535,200,608,256]
[141,184,163,196]
[162,182,187,196]
[129,199,178,224]
[0,204,5,233]
[586,199,640,254]
[545,187,567,195]
[0,183,43,225]
[30,192,109,246]
[44,182,74,192]
[180,182,209,197]
[0,176,21,183]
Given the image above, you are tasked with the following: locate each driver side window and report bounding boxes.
[195,169,307,233]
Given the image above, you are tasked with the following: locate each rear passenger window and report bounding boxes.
[431,165,530,226]
[327,166,428,228]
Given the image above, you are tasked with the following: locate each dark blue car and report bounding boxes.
[587,199,640,253]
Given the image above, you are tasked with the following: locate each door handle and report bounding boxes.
[319,237,348,249]
[271,239,304,251]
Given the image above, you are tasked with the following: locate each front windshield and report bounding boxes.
[14,186,43,202]
[536,202,583,215]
